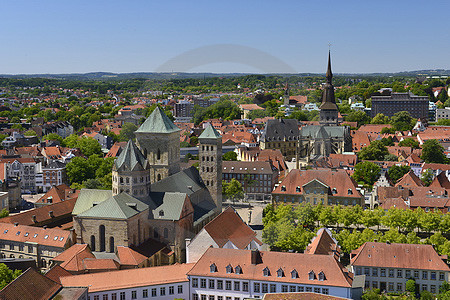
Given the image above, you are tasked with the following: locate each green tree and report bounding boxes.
[66,157,92,184]
[421,139,448,164]
[346,110,370,127]
[24,130,36,136]
[358,140,389,161]
[83,178,103,189]
[78,137,102,157]
[222,151,237,161]
[390,111,415,131]
[421,169,435,187]
[223,178,244,202]
[388,165,411,183]
[318,206,337,227]
[398,137,420,149]
[371,113,390,124]
[352,161,381,186]
[63,134,80,148]
[0,263,22,289]
[0,208,9,218]
[119,123,138,141]
[406,279,416,293]
[43,133,64,143]
[11,124,24,131]
[294,202,316,227]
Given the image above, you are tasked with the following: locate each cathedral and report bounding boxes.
[261,52,352,162]
[298,51,352,160]
[72,107,222,263]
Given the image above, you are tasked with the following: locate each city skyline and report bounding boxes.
[1,0,449,74]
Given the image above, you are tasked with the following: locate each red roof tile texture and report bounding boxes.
[351,242,450,271]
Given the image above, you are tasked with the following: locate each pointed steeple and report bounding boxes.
[199,123,221,139]
[326,50,333,84]
[114,139,148,171]
[136,106,180,134]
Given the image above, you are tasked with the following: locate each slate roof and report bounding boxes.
[261,119,299,142]
[72,189,113,216]
[146,192,188,221]
[114,139,148,171]
[199,124,221,139]
[136,106,180,134]
[0,268,62,300]
[77,192,148,220]
[300,125,346,138]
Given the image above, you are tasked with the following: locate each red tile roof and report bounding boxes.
[189,248,353,287]
[54,244,96,273]
[273,169,362,199]
[36,184,72,204]
[203,206,262,249]
[395,170,423,187]
[0,197,77,226]
[305,228,340,257]
[0,223,71,247]
[45,264,73,284]
[263,292,350,300]
[430,172,450,189]
[0,268,61,300]
[351,242,450,271]
[60,263,194,293]
[117,246,148,266]
[83,258,120,271]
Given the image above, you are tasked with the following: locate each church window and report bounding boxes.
[154,228,159,238]
[211,156,214,162]
[90,235,96,251]
[157,149,161,160]
[126,177,129,184]
[157,174,161,181]
[202,156,205,161]
[109,237,115,253]
[211,167,213,172]
[206,167,209,172]
[211,180,213,186]
[120,177,123,184]
[99,225,106,252]
[202,167,205,172]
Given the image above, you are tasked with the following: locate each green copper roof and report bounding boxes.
[78,192,148,219]
[199,124,221,139]
[72,189,113,216]
[147,192,187,221]
[136,106,180,134]
[115,139,147,171]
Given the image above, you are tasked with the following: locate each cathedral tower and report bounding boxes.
[112,139,151,200]
[198,124,222,212]
[135,107,181,183]
[319,51,339,126]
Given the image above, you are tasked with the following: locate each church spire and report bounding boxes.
[326,50,332,84]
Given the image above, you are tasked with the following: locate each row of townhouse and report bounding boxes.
[59,247,364,300]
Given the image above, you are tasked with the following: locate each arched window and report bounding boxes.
[157,174,161,181]
[9,254,14,258]
[90,235,96,251]
[99,225,106,252]
[120,177,123,184]
[41,259,46,268]
[154,228,159,238]
[157,149,161,160]
[164,228,169,239]
[109,237,115,253]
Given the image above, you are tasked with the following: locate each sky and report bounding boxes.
[0,0,449,74]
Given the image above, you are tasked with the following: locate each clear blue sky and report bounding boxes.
[1,0,449,74]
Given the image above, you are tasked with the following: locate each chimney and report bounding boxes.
[43,225,47,229]
[49,211,54,218]
[14,222,18,226]
[251,249,261,265]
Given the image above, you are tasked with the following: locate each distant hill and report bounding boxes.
[0,70,449,80]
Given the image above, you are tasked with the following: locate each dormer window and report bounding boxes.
[235,265,242,275]
[348,189,353,195]
[291,269,298,279]
[263,267,270,277]
[210,263,217,273]
[296,186,301,193]
[277,268,284,278]
[281,186,286,192]
[319,271,325,281]
[159,210,164,217]
[309,270,315,280]
[226,264,233,274]
[332,188,337,194]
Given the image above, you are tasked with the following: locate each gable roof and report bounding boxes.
[189,248,353,287]
[72,189,113,216]
[395,170,423,187]
[147,192,189,221]
[36,184,72,205]
[0,268,61,300]
[203,206,262,249]
[136,106,180,134]
[54,244,96,273]
[45,265,73,284]
[351,242,450,271]
[305,228,340,256]
[77,192,148,219]
[0,223,71,248]
[60,263,194,293]
[430,172,450,189]
[114,139,148,171]
[117,246,148,266]
[199,124,221,139]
